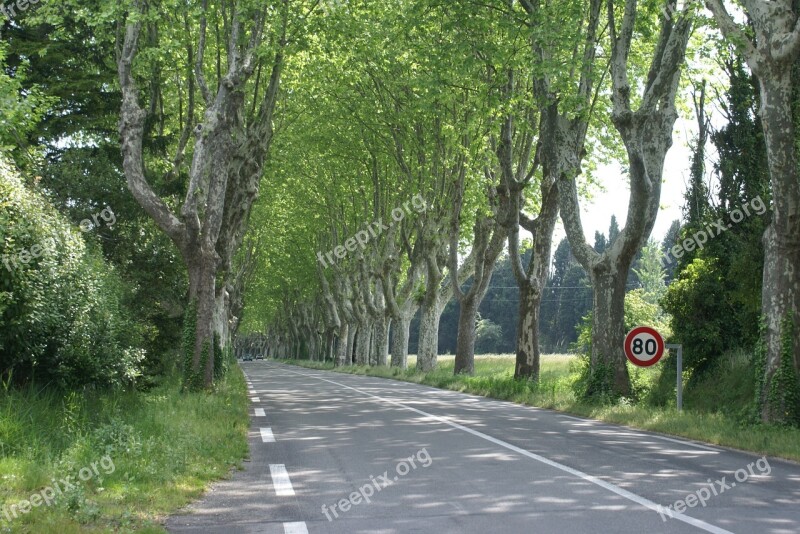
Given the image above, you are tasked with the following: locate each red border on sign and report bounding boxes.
[624,326,665,367]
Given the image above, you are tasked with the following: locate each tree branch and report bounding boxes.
[117,0,186,248]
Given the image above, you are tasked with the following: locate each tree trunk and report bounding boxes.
[588,269,631,397]
[186,252,222,387]
[514,285,541,380]
[368,325,377,366]
[454,296,479,374]
[757,72,800,422]
[355,321,371,365]
[416,295,440,372]
[374,315,390,366]
[704,0,800,423]
[511,181,559,380]
[335,322,349,367]
[760,225,800,421]
[391,314,412,368]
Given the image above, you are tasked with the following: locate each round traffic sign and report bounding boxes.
[624,326,665,367]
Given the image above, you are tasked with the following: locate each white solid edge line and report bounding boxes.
[255,408,266,417]
[558,416,720,452]
[260,427,276,443]
[651,434,721,452]
[283,522,308,534]
[269,464,295,496]
[275,365,735,534]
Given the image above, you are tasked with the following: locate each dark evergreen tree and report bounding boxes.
[685,80,711,226]
[661,219,681,285]
[593,231,607,254]
[663,55,771,375]
[608,215,620,245]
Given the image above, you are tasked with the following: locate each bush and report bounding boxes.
[0,156,145,388]
[661,257,737,377]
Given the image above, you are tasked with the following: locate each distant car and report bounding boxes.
[255,353,264,360]
[242,353,254,361]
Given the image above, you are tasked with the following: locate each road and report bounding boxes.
[166,360,800,534]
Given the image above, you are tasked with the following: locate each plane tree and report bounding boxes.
[519,0,693,396]
[116,0,294,387]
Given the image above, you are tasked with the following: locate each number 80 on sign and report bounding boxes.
[624,326,665,367]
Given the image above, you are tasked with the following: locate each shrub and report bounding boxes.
[661,257,736,377]
[0,156,145,388]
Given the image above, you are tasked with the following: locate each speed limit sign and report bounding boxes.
[624,326,665,367]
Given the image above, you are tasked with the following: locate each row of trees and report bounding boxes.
[3,0,796,423]
[245,0,691,391]
[242,0,799,424]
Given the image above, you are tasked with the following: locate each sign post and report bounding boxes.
[666,343,683,411]
[625,328,683,410]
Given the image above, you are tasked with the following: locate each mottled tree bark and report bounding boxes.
[416,280,441,372]
[509,179,559,380]
[335,322,349,367]
[449,194,509,375]
[390,313,413,368]
[545,0,690,396]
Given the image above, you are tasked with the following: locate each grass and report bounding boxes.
[0,364,250,533]
[281,353,800,463]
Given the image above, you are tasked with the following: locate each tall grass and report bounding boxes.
[0,366,249,533]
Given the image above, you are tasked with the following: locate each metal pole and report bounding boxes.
[667,343,683,412]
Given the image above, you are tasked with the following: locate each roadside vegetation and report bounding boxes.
[281,353,800,463]
[0,366,248,533]
[1,153,250,532]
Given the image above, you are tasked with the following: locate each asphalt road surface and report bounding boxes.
[166,360,800,534]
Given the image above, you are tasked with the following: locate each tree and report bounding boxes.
[116,0,289,388]
[662,52,770,380]
[0,155,145,387]
[557,0,693,397]
[594,231,608,253]
[608,215,620,245]
[704,0,800,423]
[509,0,604,380]
[475,318,503,354]
[685,80,710,224]
[449,176,510,375]
[661,219,681,284]
[635,240,668,302]
[3,4,188,368]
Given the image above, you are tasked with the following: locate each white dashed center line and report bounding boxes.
[260,427,276,443]
[283,522,308,534]
[269,464,295,496]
